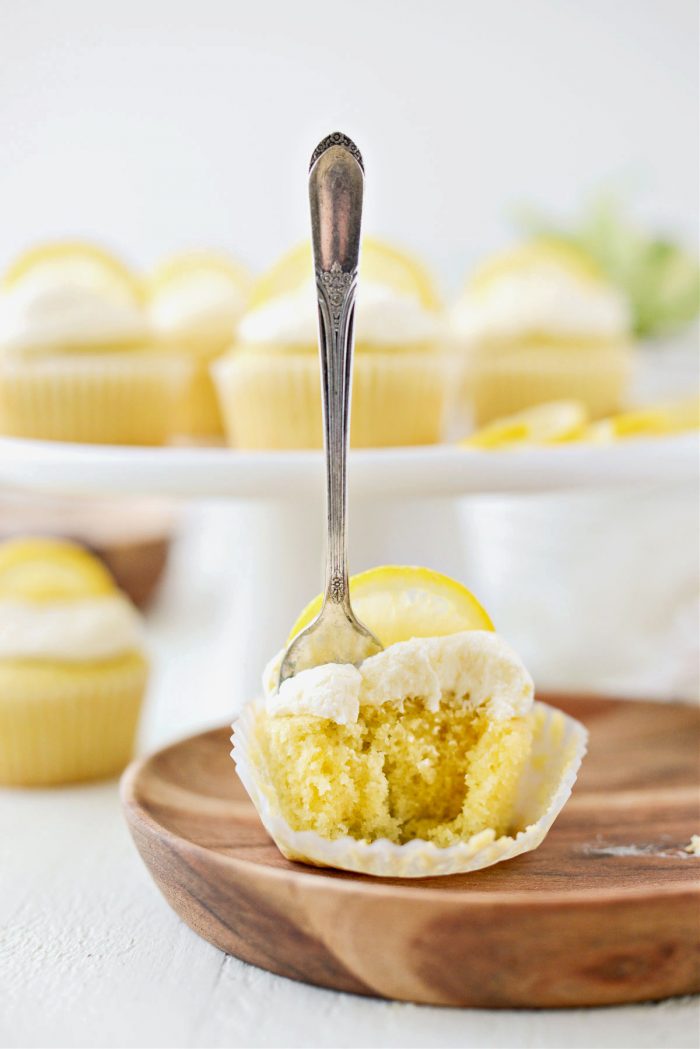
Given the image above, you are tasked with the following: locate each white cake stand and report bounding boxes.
[1,434,697,706]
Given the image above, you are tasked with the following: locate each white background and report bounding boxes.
[1,0,698,288]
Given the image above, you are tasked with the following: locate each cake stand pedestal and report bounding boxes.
[1,434,697,706]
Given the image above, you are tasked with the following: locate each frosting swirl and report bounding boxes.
[0,595,144,661]
[150,270,248,344]
[0,266,148,356]
[237,280,440,350]
[450,264,630,344]
[263,631,534,725]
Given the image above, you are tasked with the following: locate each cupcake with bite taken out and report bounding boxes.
[233,566,587,877]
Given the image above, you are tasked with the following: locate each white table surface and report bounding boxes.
[1,506,698,1049]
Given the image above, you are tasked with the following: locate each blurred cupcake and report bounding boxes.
[450,241,633,426]
[0,537,148,785]
[214,238,447,448]
[148,251,252,441]
[0,242,189,445]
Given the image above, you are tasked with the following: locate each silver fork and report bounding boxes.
[278,133,383,687]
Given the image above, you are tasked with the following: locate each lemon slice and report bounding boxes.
[468,239,604,294]
[461,401,589,450]
[586,397,700,442]
[249,237,441,311]
[2,241,143,301]
[0,539,115,601]
[148,250,252,299]
[288,565,493,648]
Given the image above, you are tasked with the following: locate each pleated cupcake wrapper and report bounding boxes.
[0,354,192,445]
[232,699,588,878]
[465,345,633,426]
[213,352,447,449]
[153,338,226,440]
[176,357,225,440]
[0,656,148,786]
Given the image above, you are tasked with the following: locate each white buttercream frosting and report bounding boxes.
[237,280,440,349]
[150,271,248,344]
[0,595,144,661]
[0,261,148,356]
[264,631,533,724]
[450,265,630,345]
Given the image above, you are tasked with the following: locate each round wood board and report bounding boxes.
[121,696,700,1009]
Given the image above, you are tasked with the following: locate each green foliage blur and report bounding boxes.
[518,196,700,338]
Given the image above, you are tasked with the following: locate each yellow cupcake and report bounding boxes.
[233,567,587,877]
[0,538,148,785]
[0,242,189,445]
[451,241,634,426]
[148,251,252,441]
[214,239,447,449]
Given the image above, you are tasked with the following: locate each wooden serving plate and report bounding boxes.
[122,696,700,1008]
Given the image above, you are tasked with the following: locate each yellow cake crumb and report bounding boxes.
[258,694,533,846]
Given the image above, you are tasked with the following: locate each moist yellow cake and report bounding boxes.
[214,239,447,448]
[0,242,188,445]
[450,241,633,426]
[0,538,148,785]
[233,566,588,876]
[148,251,251,440]
[259,632,534,846]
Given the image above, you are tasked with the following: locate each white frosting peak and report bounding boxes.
[265,631,533,724]
[0,263,148,356]
[150,270,248,343]
[0,595,144,661]
[237,280,440,349]
[450,264,630,345]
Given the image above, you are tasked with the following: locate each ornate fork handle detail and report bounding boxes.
[308,135,365,612]
[277,133,382,687]
[315,259,358,605]
[318,262,355,333]
[309,131,364,172]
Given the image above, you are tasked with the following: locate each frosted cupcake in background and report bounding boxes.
[0,242,189,445]
[0,538,148,785]
[148,251,252,440]
[450,241,633,426]
[214,238,447,449]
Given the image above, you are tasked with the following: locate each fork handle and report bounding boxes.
[309,133,364,609]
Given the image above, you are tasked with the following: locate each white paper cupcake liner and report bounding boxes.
[465,344,632,426]
[0,353,192,445]
[232,699,587,878]
[0,654,148,785]
[213,351,447,449]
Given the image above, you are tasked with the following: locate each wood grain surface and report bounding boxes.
[121,696,700,1009]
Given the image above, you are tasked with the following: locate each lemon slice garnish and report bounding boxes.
[468,239,604,294]
[461,401,589,450]
[0,539,116,601]
[288,565,493,648]
[585,397,700,442]
[148,250,252,299]
[2,241,143,301]
[249,237,441,311]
